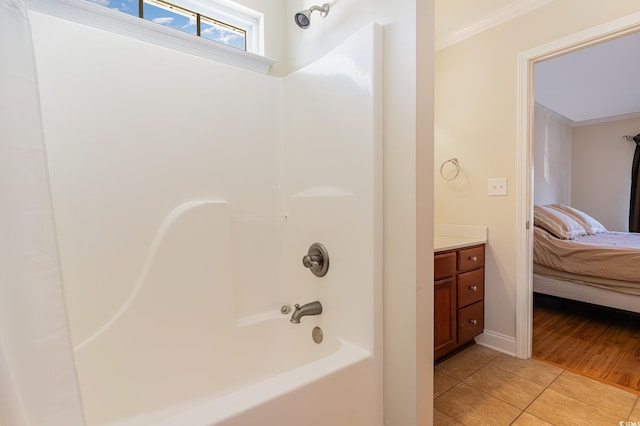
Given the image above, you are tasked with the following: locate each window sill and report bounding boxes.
[26,0,275,74]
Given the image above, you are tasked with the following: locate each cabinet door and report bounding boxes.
[434,276,457,360]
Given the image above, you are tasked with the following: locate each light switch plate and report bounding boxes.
[488,177,508,196]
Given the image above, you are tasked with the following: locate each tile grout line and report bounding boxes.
[433,371,462,404]
[472,356,568,425]
[514,368,566,422]
[535,355,640,397]
[542,371,638,422]
[458,369,526,415]
[628,396,640,422]
[491,353,565,386]
[437,381,523,426]
[488,353,566,412]
[553,369,640,419]
[439,349,558,424]
[435,345,640,425]
[434,350,508,426]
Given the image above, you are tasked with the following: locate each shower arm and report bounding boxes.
[309,4,329,17]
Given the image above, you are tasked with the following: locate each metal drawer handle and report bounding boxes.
[469,285,478,291]
[469,256,478,262]
[469,319,478,325]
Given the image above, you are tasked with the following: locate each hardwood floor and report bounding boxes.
[532,293,640,394]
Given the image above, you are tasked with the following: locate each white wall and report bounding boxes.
[532,104,640,232]
[435,0,640,349]
[572,116,640,232]
[230,0,288,76]
[533,104,573,206]
[0,344,26,426]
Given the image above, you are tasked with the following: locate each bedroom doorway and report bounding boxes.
[515,13,640,359]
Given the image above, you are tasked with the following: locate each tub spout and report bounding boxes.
[290,301,322,324]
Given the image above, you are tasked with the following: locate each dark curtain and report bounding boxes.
[630,134,640,232]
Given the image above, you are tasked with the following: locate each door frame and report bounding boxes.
[515,12,640,358]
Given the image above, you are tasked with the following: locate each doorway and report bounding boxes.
[515,12,640,359]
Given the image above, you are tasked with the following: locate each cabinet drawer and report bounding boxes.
[458,301,484,344]
[458,245,485,272]
[457,268,484,308]
[434,252,456,280]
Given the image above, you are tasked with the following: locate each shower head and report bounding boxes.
[294,3,330,29]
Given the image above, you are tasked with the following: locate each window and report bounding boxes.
[84,0,255,53]
[200,15,246,51]
[29,0,274,74]
[143,1,197,35]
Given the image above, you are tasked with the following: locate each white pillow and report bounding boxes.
[548,204,607,235]
[534,205,587,239]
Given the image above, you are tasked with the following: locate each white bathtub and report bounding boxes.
[68,201,377,425]
[108,338,376,426]
[76,302,378,425]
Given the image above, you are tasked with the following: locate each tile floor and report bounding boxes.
[434,344,640,425]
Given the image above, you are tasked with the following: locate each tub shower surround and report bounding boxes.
[30,10,382,426]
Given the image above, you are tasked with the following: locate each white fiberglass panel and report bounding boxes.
[30,9,382,424]
[282,23,383,354]
[29,10,281,346]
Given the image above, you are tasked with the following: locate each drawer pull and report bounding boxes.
[469,256,478,262]
[469,285,478,291]
[469,319,478,325]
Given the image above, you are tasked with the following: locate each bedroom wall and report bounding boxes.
[435,0,640,351]
[572,116,640,232]
[533,104,573,206]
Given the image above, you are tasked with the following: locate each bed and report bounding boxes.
[532,204,640,313]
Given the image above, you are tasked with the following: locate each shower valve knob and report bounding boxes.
[302,243,329,277]
[302,254,322,268]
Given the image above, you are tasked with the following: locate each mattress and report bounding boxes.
[533,264,640,296]
[533,226,640,295]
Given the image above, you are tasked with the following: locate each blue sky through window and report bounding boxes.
[201,18,245,50]
[84,0,247,49]
[143,1,196,35]
[86,0,137,17]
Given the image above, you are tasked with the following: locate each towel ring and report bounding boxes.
[440,158,460,181]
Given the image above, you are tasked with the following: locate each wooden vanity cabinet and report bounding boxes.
[434,244,485,361]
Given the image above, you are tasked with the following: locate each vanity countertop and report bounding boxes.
[434,224,487,252]
[434,235,486,252]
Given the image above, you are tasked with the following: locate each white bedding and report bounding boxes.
[533,226,640,311]
[533,226,640,294]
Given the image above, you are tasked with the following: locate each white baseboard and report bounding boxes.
[475,330,517,357]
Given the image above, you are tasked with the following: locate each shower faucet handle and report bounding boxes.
[302,243,329,277]
[302,254,322,268]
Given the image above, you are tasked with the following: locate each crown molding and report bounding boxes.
[534,102,575,127]
[572,111,640,127]
[535,102,640,128]
[436,0,553,51]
